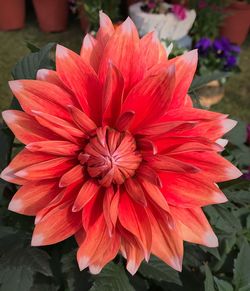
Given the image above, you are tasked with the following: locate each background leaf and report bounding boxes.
[139,255,182,286]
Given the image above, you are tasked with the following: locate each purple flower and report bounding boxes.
[195,37,212,55]
[171,4,187,20]
[225,55,237,68]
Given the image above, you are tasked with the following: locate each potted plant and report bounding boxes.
[220,1,250,45]
[0,0,25,31]
[129,0,196,39]
[194,36,241,108]
[76,0,121,32]
[32,0,69,32]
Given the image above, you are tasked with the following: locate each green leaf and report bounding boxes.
[233,241,250,289]
[225,120,247,147]
[214,277,233,291]
[0,235,53,291]
[90,262,135,291]
[239,284,250,291]
[204,264,215,291]
[11,42,55,80]
[61,250,91,291]
[139,255,182,286]
[189,71,230,92]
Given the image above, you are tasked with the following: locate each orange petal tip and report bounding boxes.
[89,265,102,275]
[170,256,182,272]
[31,234,44,246]
[203,231,218,248]
[126,260,138,275]
[9,80,23,93]
[8,198,23,212]
[78,256,90,271]
[56,44,69,59]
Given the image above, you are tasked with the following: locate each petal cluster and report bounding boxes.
[1,12,241,275]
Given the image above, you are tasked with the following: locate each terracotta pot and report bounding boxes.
[220,1,250,45]
[197,80,225,108]
[0,0,25,31]
[33,0,69,32]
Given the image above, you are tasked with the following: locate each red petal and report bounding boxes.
[170,206,218,247]
[15,157,76,181]
[102,63,124,127]
[96,12,114,46]
[26,140,80,156]
[8,180,59,215]
[120,65,175,132]
[31,200,81,246]
[124,178,147,206]
[115,111,135,132]
[56,45,102,124]
[98,17,143,94]
[118,190,152,260]
[9,80,76,120]
[160,172,228,207]
[72,180,100,212]
[59,165,84,187]
[2,110,57,144]
[147,208,183,271]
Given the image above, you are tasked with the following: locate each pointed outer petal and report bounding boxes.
[8,180,59,216]
[120,65,175,132]
[75,228,86,246]
[160,107,227,122]
[32,110,86,144]
[26,141,81,156]
[146,208,183,271]
[103,186,120,236]
[72,180,101,212]
[115,111,135,132]
[216,138,228,148]
[59,165,84,187]
[31,200,82,246]
[2,110,58,145]
[0,149,55,185]
[118,190,152,260]
[167,50,198,109]
[140,31,167,70]
[36,69,66,88]
[145,154,200,174]
[153,136,218,154]
[96,11,115,46]
[56,45,102,125]
[170,206,218,247]
[184,94,193,107]
[15,157,77,181]
[137,120,197,136]
[81,189,104,231]
[80,34,101,72]
[140,179,169,212]
[136,138,158,155]
[77,214,120,272]
[124,178,147,206]
[205,119,237,141]
[34,181,82,225]
[173,151,242,182]
[166,141,223,155]
[159,172,228,207]
[67,105,97,135]
[102,63,124,127]
[119,226,145,275]
[136,164,162,188]
[98,17,144,95]
[9,80,76,121]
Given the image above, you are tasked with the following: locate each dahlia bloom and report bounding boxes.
[1,12,241,275]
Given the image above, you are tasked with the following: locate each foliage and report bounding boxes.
[77,0,121,31]
[189,0,226,41]
[0,43,250,291]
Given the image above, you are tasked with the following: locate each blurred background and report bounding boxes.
[0,0,249,120]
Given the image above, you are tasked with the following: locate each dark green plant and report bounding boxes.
[77,0,121,31]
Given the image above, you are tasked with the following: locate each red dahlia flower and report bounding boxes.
[1,12,241,275]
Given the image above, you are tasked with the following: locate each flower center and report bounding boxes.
[79,127,142,187]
